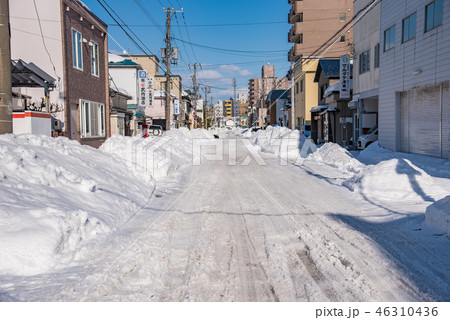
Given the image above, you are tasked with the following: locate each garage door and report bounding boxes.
[400,83,449,158]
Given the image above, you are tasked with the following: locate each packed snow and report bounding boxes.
[0,126,449,302]
[247,126,450,230]
[0,134,154,276]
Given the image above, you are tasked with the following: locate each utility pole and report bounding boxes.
[202,86,210,129]
[0,0,12,134]
[290,63,296,130]
[210,95,214,127]
[162,7,182,131]
[191,63,199,129]
[232,78,237,118]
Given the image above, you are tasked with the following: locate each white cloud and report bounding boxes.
[239,69,253,77]
[197,70,223,80]
[216,87,249,101]
[219,64,241,73]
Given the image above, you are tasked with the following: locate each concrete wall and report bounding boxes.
[12,111,51,136]
[128,55,160,77]
[379,0,450,152]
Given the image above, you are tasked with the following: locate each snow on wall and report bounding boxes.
[0,134,155,276]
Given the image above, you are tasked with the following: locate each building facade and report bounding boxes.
[248,65,289,127]
[379,0,449,159]
[288,0,354,62]
[10,0,110,147]
[352,0,381,143]
[288,0,354,132]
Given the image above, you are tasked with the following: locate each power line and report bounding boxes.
[173,37,287,54]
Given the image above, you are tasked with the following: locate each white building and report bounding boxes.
[214,102,223,120]
[379,0,449,159]
[351,0,381,142]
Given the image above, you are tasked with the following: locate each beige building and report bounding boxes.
[291,59,319,128]
[288,0,354,129]
[288,0,354,62]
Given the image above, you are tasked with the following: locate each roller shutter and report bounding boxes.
[399,83,448,158]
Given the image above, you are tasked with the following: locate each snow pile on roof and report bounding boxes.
[100,128,213,179]
[108,53,126,63]
[307,142,364,174]
[426,196,450,234]
[0,134,154,276]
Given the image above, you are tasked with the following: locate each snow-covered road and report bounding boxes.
[0,135,448,302]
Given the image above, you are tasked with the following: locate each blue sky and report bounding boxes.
[83,0,292,101]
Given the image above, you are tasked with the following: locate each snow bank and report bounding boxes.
[307,143,364,174]
[100,128,213,179]
[0,134,154,276]
[249,128,449,209]
[249,126,313,163]
[426,196,450,234]
[345,159,448,203]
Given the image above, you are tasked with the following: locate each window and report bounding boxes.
[384,25,396,51]
[72,29,83,70]
[299,13,303,23]
[340,14,346,22]
[80,100,105,138]
[299,33,303,44]
[374,43,380,68]
[402,13,416,42]
[296,82,299,94]
[425,0,443,32]
[300,80,304,92]
[359,50,370,74]
[340,35,346,42]
[90,41,99,76]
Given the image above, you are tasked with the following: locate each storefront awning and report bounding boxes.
[310,105,328,113]
[319,107,338,116]
[348,98,359,110]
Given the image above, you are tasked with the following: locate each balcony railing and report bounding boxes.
[288,45,302,62]
[288,24,303,43]
[288,1,303,24]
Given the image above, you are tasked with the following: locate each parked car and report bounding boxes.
[251,126,261,132]
[357,126,378,149]
[149,125,163,136]
[301,124,311,137]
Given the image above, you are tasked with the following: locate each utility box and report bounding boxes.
[12,111,52,136]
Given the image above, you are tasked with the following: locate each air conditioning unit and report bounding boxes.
[52,118,62,131]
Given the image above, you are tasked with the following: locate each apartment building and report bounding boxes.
[224,100,232,118]
[248,65,289,127]
[379,0,449,159]
[10,0,110,147]
[288,0,354,129]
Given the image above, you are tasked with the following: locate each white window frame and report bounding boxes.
[80,100,105,138]
[90,40,99,77]
[72,28,83,70]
